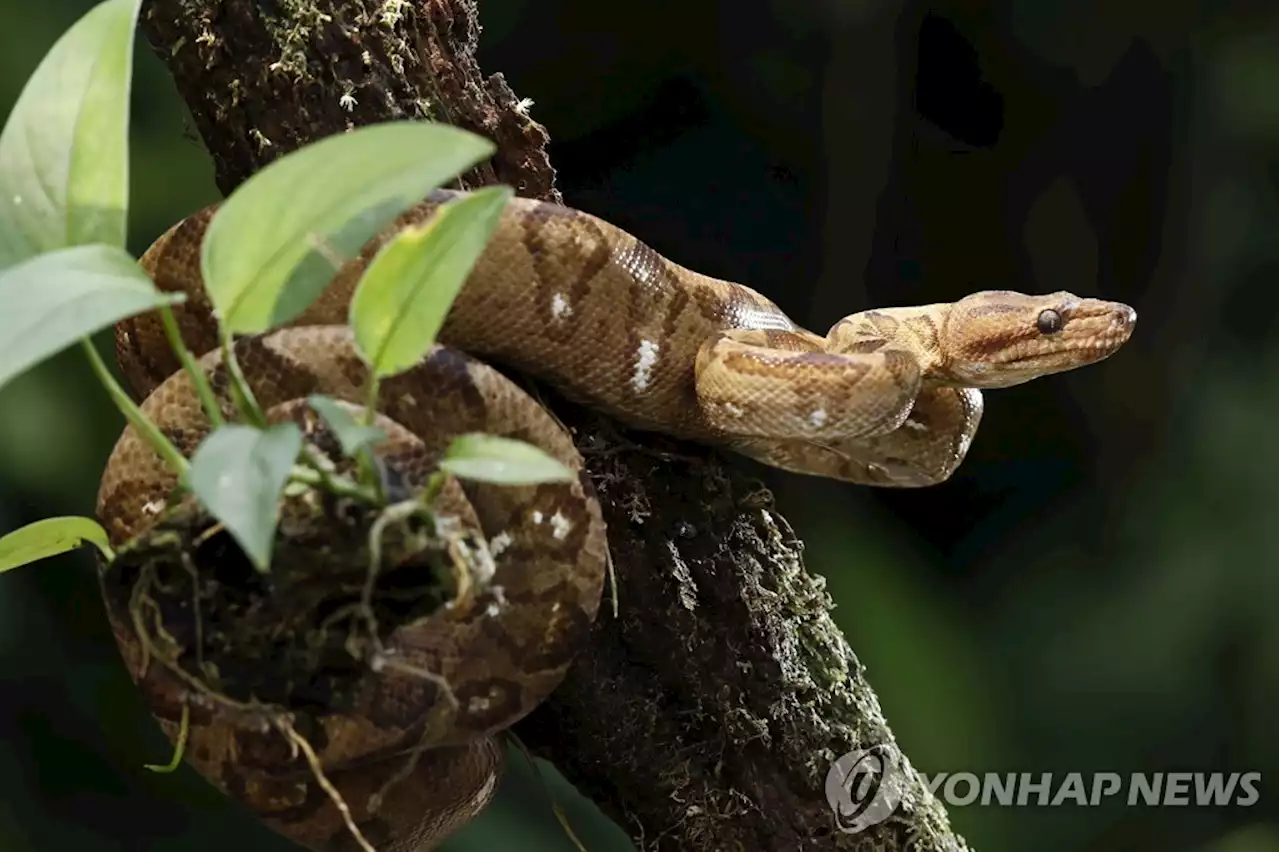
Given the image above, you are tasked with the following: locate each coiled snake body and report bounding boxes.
[96,190,1136,850]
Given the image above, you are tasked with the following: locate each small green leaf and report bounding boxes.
[307,395,386,456]
[188,423,304,572]
[0,244,185,391]
[201,121,495,335]
[349,186,512,377]
[0,516,114,573]
[0,0,142,268]
[439,433,576,485]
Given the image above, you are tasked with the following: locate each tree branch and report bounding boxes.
[135,0,968,848]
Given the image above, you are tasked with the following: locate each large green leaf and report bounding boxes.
[201,121,495,335]
[0,0,142,268]
[350,186,512,377]
[188,424,303,572]
[0,244,184,391]
[0,516,113,573]
[439,434,576,486]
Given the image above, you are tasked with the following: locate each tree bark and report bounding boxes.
[135,0,969,849]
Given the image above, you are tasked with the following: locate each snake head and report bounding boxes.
[941,290,1137,388]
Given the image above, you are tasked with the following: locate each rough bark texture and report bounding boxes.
[135,0,969,849]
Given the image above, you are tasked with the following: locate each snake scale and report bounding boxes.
[94,189,1136,851]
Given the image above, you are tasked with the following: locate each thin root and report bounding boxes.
[367,735,428,815]
[361,499,432,649]
[605,547,619,620]
[276,716,376,852]
[508,732,588,852]
[143,702,190,773]
[368,652,459,710]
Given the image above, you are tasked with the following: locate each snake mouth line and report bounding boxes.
[1004,338,1131,365]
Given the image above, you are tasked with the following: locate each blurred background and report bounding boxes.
[0,0,1274,850]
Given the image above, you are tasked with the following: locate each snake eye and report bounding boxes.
[1036,309,1063,334]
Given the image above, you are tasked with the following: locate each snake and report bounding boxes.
[94,189,1136,851]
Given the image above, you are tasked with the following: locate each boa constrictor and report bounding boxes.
[95,189,1136,851]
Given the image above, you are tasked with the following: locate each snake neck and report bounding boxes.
[825,303,954,381]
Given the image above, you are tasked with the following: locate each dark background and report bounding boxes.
[0,0,1275,850]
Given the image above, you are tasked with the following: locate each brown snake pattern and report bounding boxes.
[95,189,1136,850]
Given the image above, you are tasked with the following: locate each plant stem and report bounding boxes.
[419,470,447,507]
[362,375,381,427]
[219,333,266,427]
[353,375,384,496]
[297,443,375,500]
[158,305,224,427]
[82,338,190,483]
[289,464,380,503]
[355,451,384,501]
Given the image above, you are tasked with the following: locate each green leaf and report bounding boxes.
[0,244,185,391]
[188,423,304,572]
[0,0,142,268]
[0,516,114,573]
[201,121,495,335]
[439,433,576,485]
[350,186,512,377]
[307,395,386,455]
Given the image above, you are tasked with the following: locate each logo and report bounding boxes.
[825,744,906,833]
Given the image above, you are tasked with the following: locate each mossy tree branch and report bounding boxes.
[135,0,968,848]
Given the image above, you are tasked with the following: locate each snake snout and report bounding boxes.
[1111,303,1137,337]
[1089,300,1138,353]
